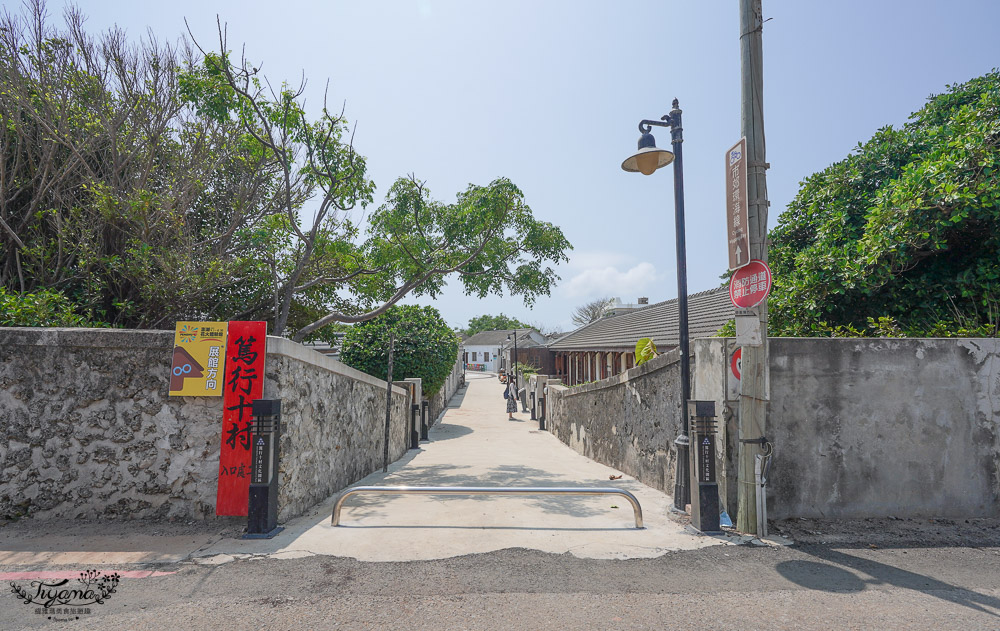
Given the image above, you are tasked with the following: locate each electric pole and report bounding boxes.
[736,0,770,534]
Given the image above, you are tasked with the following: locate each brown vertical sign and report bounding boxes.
[216,321,267,516]
[726,138,750,270]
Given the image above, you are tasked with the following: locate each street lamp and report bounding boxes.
[621,98,691,513]
[506,331,519,400]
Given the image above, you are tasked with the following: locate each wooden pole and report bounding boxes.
[383,333,395,473]
[736,0,770,534]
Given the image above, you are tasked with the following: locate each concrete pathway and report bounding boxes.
[0,373,755,570]
[193,372,743,562]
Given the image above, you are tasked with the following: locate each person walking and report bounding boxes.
[505,377,518,420]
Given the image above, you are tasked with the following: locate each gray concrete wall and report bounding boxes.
[694,338,1000,520]
[0,328,411,522]
[545,350,684,494]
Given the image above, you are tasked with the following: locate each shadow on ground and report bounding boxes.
[777,543,1000,619]
[342,463,632,524]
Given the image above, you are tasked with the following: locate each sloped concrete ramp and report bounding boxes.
[197,373,731,562]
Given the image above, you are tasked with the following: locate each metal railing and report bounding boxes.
[331,485,644,528]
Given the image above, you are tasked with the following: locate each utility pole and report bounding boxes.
[736,0,770,534]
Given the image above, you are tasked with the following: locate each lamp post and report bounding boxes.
[621,98,691,512]
[506,330,519,391]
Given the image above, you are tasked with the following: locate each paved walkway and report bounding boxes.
[0,372,753,570]
[194,372,738,562]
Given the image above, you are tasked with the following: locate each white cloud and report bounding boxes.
[562,262,660,300]
[563,250,635,273]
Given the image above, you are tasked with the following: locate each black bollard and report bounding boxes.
[688,400,721,534]
[420,400,429,441]
[410,404,420,449]
[245,399,283,539]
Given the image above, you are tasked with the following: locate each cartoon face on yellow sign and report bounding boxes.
[169,321,228,396]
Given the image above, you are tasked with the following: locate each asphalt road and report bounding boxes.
[5,540,999,630]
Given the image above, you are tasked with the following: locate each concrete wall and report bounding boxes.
[694,338,1000,520]
[545,350,684,494]
[0,328,412,522]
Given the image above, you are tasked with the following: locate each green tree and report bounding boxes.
[0,1,281,328]
[768,70,1000,337]
[182,28,573,342]
[0,5,572,340]
[463,313,528,336]
[339,305,458,396]
[0,6,570,341]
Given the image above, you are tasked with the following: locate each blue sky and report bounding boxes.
[52,0,1000,332]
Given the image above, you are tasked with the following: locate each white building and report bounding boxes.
[461,328,547,372]
[460,329,509,372]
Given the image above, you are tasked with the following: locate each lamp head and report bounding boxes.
[621,131,674,175]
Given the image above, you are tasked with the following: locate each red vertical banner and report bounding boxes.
[216,321,267,516]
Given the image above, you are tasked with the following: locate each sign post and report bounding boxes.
[688,400,721,534]
[729,258,772,309]
[217,321,267,516]
[726,138,750,271]
[245,399,282,539]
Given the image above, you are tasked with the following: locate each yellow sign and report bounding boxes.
[169,321,228,396]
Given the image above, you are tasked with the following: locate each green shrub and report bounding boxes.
[514,361,538,376]
[0,288,105,327]
[339,305,459,396]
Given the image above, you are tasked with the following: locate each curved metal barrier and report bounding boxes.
[331,485,644,528]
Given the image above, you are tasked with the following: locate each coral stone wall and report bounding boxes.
[264,338,410,522]
[545,350,685,494]
[0,328,411,522]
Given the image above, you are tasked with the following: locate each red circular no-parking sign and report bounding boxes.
[729,259,772,308]
[731,347,742,380]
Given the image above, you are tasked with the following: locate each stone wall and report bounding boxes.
[0,328,412,522]
[263,338,410,522]
[545,350,684,494]
[546,336,1000,520]
[694,338,1000,519]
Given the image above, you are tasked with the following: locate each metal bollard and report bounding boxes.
[420,400,429,441]
[410,404,420,449]
[530,391,536,420]
[538,397,546,431]
[688,400,721,534]
[245,399,283,539]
